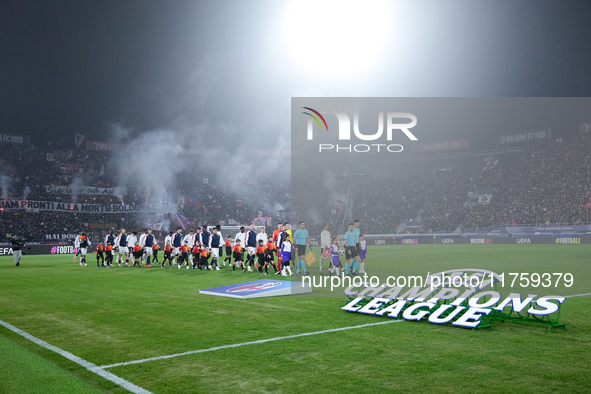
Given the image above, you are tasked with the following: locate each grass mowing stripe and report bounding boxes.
[101,319,404,369]
[0,318,152,394]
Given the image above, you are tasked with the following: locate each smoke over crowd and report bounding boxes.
[101,119,291,230]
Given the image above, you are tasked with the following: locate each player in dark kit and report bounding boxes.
[115,229,130,267]
[244,224,258,272]
[172,228,183,268]
[199,225,209,247]
[96,241,105,267]
[144,229,155,267]
[209,227,222,271]
[79,232,90,267]
[104,230,116,264]
[215,224,224,264]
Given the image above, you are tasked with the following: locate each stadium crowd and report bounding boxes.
[462,138,591,229]
[296,137,591,235]
[0,144,289,241]
[2,136,591,241]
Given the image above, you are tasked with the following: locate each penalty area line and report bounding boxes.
[0,319,152,394]
[101,319,404,369]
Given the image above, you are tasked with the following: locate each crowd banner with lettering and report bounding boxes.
[44,233,79,241]
[410,139,469,153]
[0,133,31,145]
[496,129,551,145]
[0,200,179,213]
[44,186,127,196]
[85,140,118,151]
[87,222,118,230]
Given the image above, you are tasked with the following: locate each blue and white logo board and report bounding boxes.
[199,279,312,299]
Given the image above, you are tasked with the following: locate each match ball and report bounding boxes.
[339,249,345,255]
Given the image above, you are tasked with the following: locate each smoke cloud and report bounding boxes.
[0,162,13,200]
[104,115,291,230]
[69,176,84,201]
[22,185,31,200]
[0,175,11,200]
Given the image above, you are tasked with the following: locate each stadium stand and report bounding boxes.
[1,137,590,242]
[0,144,289,242]
[297,137,591,235]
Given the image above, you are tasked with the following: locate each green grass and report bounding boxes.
[0,245,590,393]
[0,333,103,393]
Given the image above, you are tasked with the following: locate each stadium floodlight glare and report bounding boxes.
[283,0,390,77]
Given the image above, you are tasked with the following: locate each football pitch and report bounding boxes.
[1,245,590,393]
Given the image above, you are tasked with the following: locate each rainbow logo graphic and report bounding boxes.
[302,107,329,132]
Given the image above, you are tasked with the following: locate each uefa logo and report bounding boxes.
[227,282,282,293]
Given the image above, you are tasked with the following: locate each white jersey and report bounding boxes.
[164,235,172,248]
[138,233,147,247]
[183,234,194,248]
[256,232,268,244]
[74,235,81,248]
[127,234,138,248]
[235,231,246,246]
[281,241,292,253]
[320,230,331,248]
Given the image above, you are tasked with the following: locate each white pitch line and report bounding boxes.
[0,319,152,394]
[101,319,404,369]
[565,292,591,298]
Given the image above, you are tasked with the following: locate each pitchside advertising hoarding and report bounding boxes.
[0,234,588,257]
[0,244,80,256]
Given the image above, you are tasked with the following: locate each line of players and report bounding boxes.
[75,220,368,276]
[87,223,306,276]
